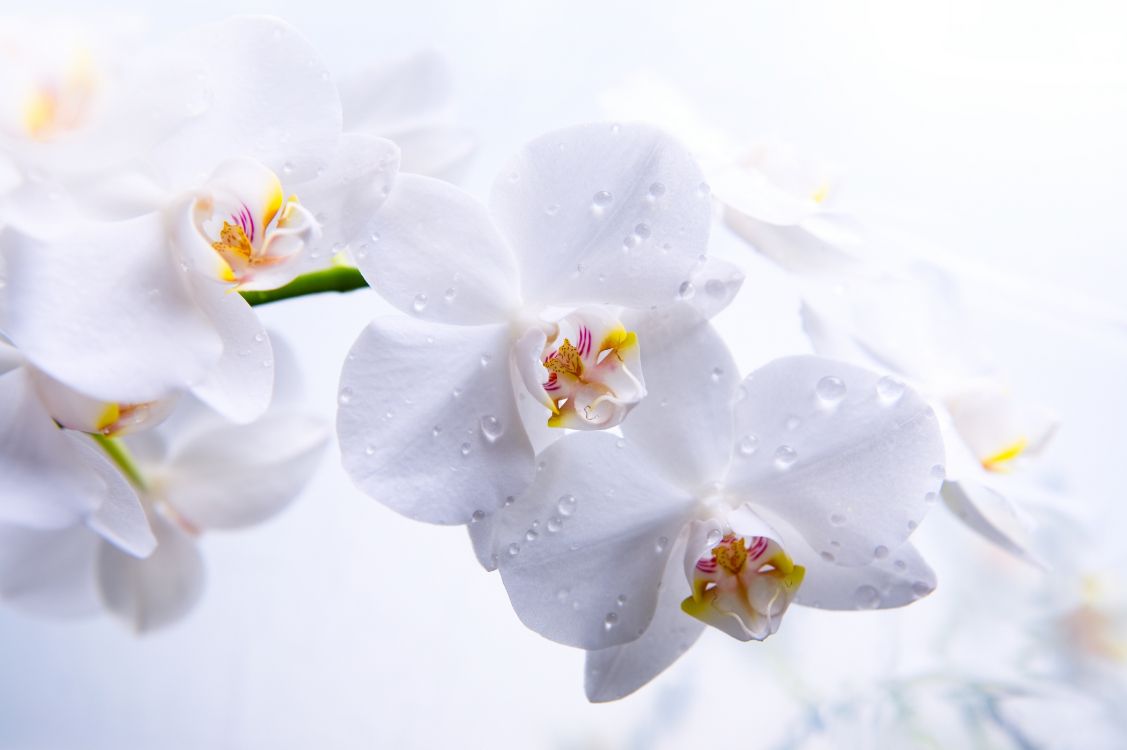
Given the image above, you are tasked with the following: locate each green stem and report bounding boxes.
[239,266,370,307]
[91,434,147,491]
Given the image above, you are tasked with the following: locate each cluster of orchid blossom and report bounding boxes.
[0,15,1093,708]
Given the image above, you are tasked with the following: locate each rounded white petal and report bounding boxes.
[0,523,101,618]
[490,122,711,309]
[297,134,400,267]
[186,275,274,424]
[145,17,342,191]
[97,511,204,633]
[494,433,696,649]
[65,433,154,558]
[585,530,705,702]
[725,207,866,278]
[164,412,328,530]
[338,317,534,524]
[1,217,222,402]
[620,304,739,491]
[727,356,944,566]
[0,369,101,528]
[681,255,746,319]
[357,174,522,324]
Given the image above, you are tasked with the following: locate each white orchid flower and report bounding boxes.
[0,16,400,423]
[337,122,713,525]
[337,50,475,181]
[476,305,944,701]
[0,362,329,631]
[0,338,156,563]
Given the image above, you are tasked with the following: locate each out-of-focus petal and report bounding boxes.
[65,433,154,558]
[164,412,328,530]
[726,356,944,566]
[338,317,534,524]
[0,523,101,618]
[490,122,711,309]
[941,479,1039,563]
[494,433,695,649]
[97,511,204,633]
[357,174,522,324]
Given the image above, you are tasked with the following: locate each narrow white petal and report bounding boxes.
[338,317,534,524]
[726,356,945,566]
[585,531,705,702]
[941,479,1038,563]
[494,433,696,649]
[490,122,711,309]
[65,434,154,558]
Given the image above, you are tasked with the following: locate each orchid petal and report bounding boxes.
[338,317,534,524]
[297,133,399,268]
[490,122,711,308]
[944,380,1057,470]
[682,256,746,319]
[0,369,100,528]
[726,356,944,566]
[494,433,695,649]
[65,433,154,558]
[725,208,866,279]
[29,367,176,437]
[357,174,522,324]
[386,125,475,182]
[145,17,341,191]
[941,479,1038,563]
[164,412,328,530]
[185,274,274,424]
[620,304,738,491]
[339,50,454,133]
[0,523,100,617]
[1,217,221,402]
[97,511,204,633]
[585,531,705,702]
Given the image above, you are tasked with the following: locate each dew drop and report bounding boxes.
[261,359,272,368]
[907,520,919,531]
[873,545,889,559]
[507,543,520,557]
[677,280,695,300]
[338,387,353,405]
[370,231,381,243]
[616,594,627,607]
[431,425,442,437]
[774,445,798,469]
[557,494,577,516]
[412,293,428,313]
[854,585,881,609]
[820,551,835,562]
[738,434,760,456]
[622,234,639,250]
[705,529,723,547]
[816,376,846,406]
[460,442,471,456]
[451,387,462,399]
[829,513,846,526]
[282,162,294,176]
[603,612,618,630]
[503,495,515,507]
[894,559,907,570]
[444,287,456,302]
[634,223,651,239]
[655,536,668,554]
[253,332,266,343]
[547,516,563,533]
[525,529,539,542]
[930,464,946,480]
[592,190,614,208]
[364,445,375,456]
[710,367,724,383]
[480,353,492,367]
[697,182,712,197]
[876,375,906,404]
[648,182,666,198]
[479,415,503,443]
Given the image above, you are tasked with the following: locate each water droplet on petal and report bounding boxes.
[557,494,577,516]
[444,287,456,302]
[678,280,695,299]
[912,581,933,597]
[431,425,442,437]
[930,464,946,480]
[592,190,614,208]
[412,293,428,313]
[816,376,846,405]
[507,543,520,557]
[854,585,881,609]
[470,510,485,523]
[697,182,712,197]
[616,594,627,607]
[460,442,471,456]
[525,528,539,542]
[603,612,618,630]
[546,516,563,533]
[830,513,846,526]
[774,445,798,469]
[253,332,265,343]
[655,536,669,554]
[907,520,919,531]
[873,545,889,559]
[820,551,835,562]
[338,387,353,405]
[876,375,905,403]
[710,367,724,383]
[738,434,759,456]
[648,182,666,198]
[705,529,723,547]
[480,415,503,443]
[634,223,651,239]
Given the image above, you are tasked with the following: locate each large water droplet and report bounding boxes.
[705,529,723,547]
[774,445,798,469]
[480,415,504,443]
[603,612,618,631]
[876,375,905,403]
[634,223,651,239]
[546,516,563,533]
[816,376,846,405]
[470,510,485,523]
[412,293,428,313]
[738,434,760,456]
[854,585,881,609]
[525,528,539,542]
[592,190,614,208]
[557,494,577,516]
[873,545,889,559]
[678,280,695,300]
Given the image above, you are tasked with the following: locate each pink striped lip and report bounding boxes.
[696,557,719,572]
[747,536,769,560]
[232,203,255,243]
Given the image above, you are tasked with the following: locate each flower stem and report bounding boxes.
[91,434,147,491]
[239,266,370,307]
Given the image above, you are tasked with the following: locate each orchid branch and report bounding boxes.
[240,266,369,307]
[90,434,147,490]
